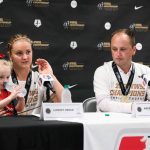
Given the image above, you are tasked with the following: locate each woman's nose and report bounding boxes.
[22,54,28,59]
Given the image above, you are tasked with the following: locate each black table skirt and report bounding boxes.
[0,116,83,150]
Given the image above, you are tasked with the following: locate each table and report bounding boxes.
[1,113,150,150]
[0,115,83,150]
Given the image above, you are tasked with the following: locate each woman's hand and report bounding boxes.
[35,58,53,75]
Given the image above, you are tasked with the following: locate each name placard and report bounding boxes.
[132,102,150,117]
[40,102,83,120]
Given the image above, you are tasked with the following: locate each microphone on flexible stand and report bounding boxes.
[38,74,55,102]
[43,81,55,93]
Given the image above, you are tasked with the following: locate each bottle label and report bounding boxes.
[61,88,72,103]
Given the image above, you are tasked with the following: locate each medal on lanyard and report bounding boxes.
[122,95,129,102]
[112,62,135,102]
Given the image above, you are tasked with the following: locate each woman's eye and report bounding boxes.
[16,52,23,56]
[26,51,31,55]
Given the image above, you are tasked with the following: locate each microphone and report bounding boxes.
[38,74,55,93]
[141,74,150,86]
[140,74,150,101]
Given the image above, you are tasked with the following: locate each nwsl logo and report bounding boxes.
[63,21,69,29]
[97,2,104,10]
[26,0,33,6]
[62,62,69,70]
[70,41,77,49]
[34,19,42,28]
[97,42,110,51]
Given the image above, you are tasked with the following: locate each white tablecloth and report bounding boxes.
[55,112,150,150]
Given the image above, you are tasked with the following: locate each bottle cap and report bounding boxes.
[64,85,70,89]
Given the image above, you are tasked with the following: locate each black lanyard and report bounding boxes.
[11,70,32,103]
[112,62,135,96]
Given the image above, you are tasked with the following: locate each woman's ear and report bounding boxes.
[133,45,136,56]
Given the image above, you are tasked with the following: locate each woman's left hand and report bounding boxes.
[35,58,53,75]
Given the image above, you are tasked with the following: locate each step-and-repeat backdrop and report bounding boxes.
[0,0,150,102]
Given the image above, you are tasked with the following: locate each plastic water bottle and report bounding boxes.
[61,85,72,103]
[4,82,27,97]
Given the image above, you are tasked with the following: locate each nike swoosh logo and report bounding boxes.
[32,64,38,68]
[134,6,143,10]
[0,42,3,45]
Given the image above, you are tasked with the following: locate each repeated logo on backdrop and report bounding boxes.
[63,21,85,30]
[32,41,50,50]
[34,19,42,28]
[129,23,149,32]
[70,41,78,49]
[97,2,118,11]
[26,0,49,7]
[62,62,84,71]
[97,42,110,51]
[0,18,11,27]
